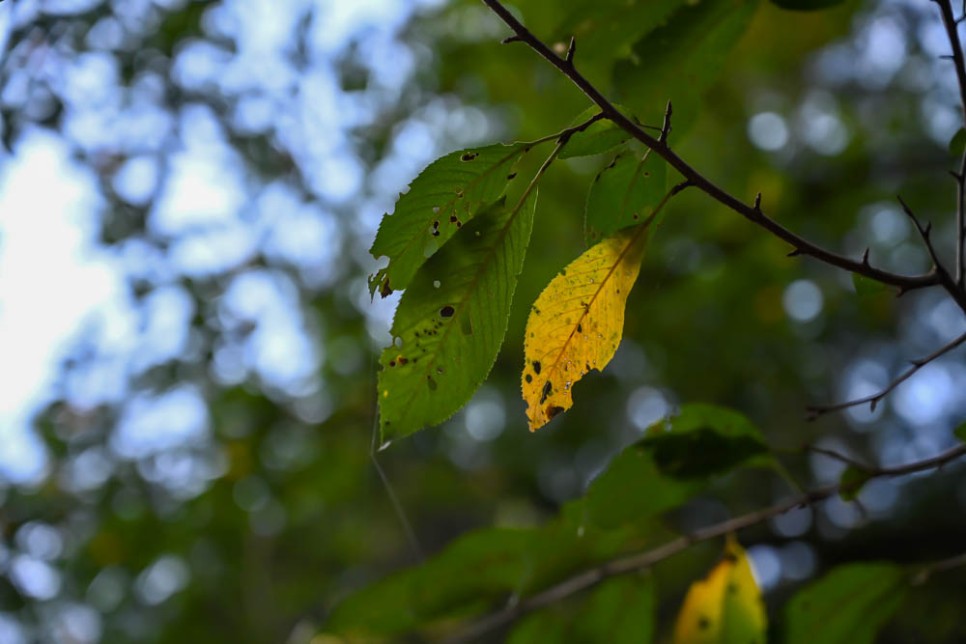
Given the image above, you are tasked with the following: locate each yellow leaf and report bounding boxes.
[522,223,648,431]
[673,535,767,644]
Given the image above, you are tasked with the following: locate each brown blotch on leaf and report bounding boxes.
[440,305,455,318]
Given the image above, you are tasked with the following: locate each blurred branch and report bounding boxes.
[806,330,966,418]
[444,443,966,643]
[934,0,966,285]
[480,0,940,292]
[913,550,966,584]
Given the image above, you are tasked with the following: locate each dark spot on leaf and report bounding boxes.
[455,189,464,198]
[436,366,444,374]
[540,381,553,404]
[388,360,396,367]
[432,229,440,237]
[525,374,532,383]
[456,221,462,228]
[698,616,711,630]
[532,361,541,375]
[547,405,564,419]
[397,357,408,366]
[460,152,478,161]
[727,583,738,595]
[427,375,438,391]
[585,363,591,371]
[507,172,517,180]
[449,215,458,223]
[433,220,440,228]
[440,305,455,318]
[577,323,583,333]
[379,277,393,298]
[724,552,738,563]
[633,213,639,220]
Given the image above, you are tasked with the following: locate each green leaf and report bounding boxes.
[951,127,966,156]
[559,109,630,159]
[785,563,907,644]
[614,0,758,133]
[509,574,655,644]
[583,440,700,530]
[640,404,771,480]
[583,404,769,528]
[770,0,846,10]
[548,0,688,86]
[329,517,642,638]
[327,528,532,636]
[379,192,537,441]
[585,149,668,242]
[851,272,890,297]
[838,465,871,502]
[954,421,966,443]
[368,143,530,296]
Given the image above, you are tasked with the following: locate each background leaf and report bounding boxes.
[379,192,537,440]
[771,0,846,10]
[508,574,656,643]
[522,223,649,430]
[613,0,759,130]
[582,404,770,529]
[784,563,907,644]
[369,143,530,296]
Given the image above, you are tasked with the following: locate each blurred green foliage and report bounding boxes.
[1,0,966,642]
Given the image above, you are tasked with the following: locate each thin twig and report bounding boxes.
[896,195,966,311]
[444,444,966,643]
[806,444,869,470]
[806,330,966,418]
[913,550,966,584]
[480,0,940,293]
[934,0,966,285]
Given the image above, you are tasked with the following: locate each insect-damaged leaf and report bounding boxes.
[368,143,530,297]
[379,191,537,442]
[522,222,648,431]
[673,535,767,644]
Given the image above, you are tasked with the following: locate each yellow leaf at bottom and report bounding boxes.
[522,223,648,431]
[673,535,767,644]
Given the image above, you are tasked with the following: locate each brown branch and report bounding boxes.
[935,0,966,286]
[444,443,966,643]
[480,0,939,292]
[806,330,966,419]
